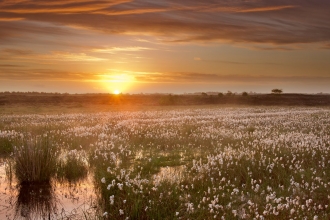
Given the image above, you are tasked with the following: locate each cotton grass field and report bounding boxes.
[1,106,330,219]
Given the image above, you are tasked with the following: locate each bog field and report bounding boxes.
[0,106,330,219]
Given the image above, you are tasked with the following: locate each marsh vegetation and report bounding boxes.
[0,106,330,219]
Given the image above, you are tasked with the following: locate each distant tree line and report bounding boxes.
[1,89,284,96]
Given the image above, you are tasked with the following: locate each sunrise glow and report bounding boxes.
[0,0,329,93]
[1,1,330,218]
[96,71,135,94]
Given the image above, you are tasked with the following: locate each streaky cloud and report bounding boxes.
[0,0,329,46]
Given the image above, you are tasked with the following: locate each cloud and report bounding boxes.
[0,68,98,81]
[94,7,171,16]
[193,57,246,64]
[92,46,153,54]
[1,49,106,62]
[0,64,25,68]
[1,68,330,92]
[91,69,330,84]
[135,72,330,84]
[322,43,330,49]
[44,51,107,62]
[0,20,76,43]
[0,17,24,21]
[0,0,329,47]
[193,57,280,65]
[236,5,297,13]
[0,0,131,14]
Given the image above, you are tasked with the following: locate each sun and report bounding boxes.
[98,70,136,94]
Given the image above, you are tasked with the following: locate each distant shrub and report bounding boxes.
[218,92,224,97]
[242,92,248,96]
[226,91,233,96]
[201,92,208,96]
[271,89,283,94]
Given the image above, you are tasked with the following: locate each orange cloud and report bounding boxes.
[92,47,154,54]
[0,0,329,47]
[94,7,171,16]
[1,49,106,62]
[0,17,24,21]
[0,0,131,14]
[236,5,297,13]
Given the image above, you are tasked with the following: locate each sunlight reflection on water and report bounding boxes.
[0,162,97,220]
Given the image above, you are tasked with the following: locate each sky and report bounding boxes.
[1,0,330,94]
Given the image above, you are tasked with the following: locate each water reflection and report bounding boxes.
[0,163,97,220]
[14,183,57,219]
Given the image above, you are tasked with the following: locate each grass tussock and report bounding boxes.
[14,135,58,184]
[57,149,88,183]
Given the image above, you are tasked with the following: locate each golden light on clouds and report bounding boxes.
[0,0,330,93]
[92,47,153,54]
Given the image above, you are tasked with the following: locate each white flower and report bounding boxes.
[290,208,295,215]
[313,216,318,220]
[118,183,124,190]
[176,212,179,216]
[101,177,106,184]
[103,212,108,216]
[110,195,114,205]
[119,209,124,215]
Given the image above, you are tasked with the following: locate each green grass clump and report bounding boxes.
[14,136,58,184]
[57,150,88,183]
